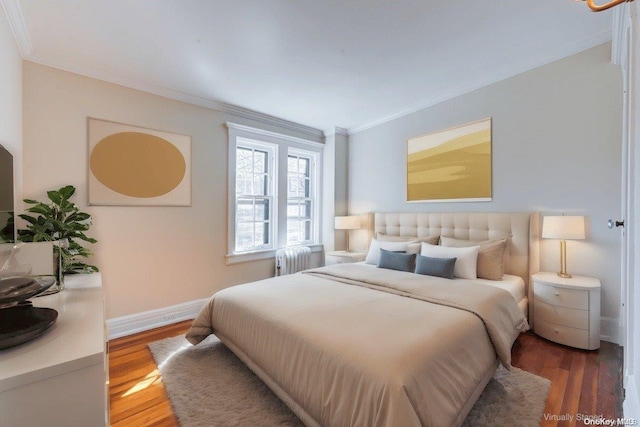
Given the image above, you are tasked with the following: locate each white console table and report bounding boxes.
[0,273,107,426]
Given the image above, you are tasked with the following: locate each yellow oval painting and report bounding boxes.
[90,132,186,198]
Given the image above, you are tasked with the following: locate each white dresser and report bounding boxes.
[532,271,601,350]
[0,273,108,426]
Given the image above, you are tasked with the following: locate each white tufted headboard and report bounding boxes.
[369,212,540,313]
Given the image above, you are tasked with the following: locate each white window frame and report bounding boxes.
[286,149,319,246]
[226,122,323,264]
[234,139,277,253]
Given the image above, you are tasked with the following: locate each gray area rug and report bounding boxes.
[149,335,550,427]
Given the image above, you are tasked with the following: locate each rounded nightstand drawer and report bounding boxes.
[534,282,589,310]
[534,317,591,349]
[534,299,588,330]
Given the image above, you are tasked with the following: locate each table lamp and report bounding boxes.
[541,215,586,278]
[334,216,361,252]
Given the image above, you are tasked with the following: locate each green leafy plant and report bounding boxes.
[18,185,98,274]
[0,211,14,243]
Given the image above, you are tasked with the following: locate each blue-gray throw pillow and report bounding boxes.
[414,255,457,279]
[377,249,416,272]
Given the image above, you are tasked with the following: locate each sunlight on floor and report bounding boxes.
[121,369,162,398]
[120,340,191,398]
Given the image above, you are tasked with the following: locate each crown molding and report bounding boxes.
[323,126,349,137]
[223,104,324,142]
[25,51,324,142]
[0,0,33,57]
[226,121,324,147]
[348,30,613,135]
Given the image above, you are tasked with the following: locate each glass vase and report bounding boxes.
[53,247,64,292]
[37,244,64,296]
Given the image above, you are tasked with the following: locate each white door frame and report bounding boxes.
[623,1,640,419]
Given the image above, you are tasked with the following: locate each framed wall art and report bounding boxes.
[406,118,492,202]
[88,118,191,206]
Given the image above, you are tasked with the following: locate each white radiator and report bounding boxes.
[275,246,311,276]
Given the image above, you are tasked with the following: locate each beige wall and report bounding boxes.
[22,62,323,319]
[0,7,22,201]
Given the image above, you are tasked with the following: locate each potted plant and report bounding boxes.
[18,185,98,291]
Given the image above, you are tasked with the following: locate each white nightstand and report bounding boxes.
[325,251,366,266]
[532,271,601,350]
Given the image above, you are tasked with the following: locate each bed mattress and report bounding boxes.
[466,274,525,303]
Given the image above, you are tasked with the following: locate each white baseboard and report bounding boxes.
[601,316,621,345]
[107,298,208,340]
[624,375,640,421]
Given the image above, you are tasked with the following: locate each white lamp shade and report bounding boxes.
[542,216,586,240]
[334,216,361,230]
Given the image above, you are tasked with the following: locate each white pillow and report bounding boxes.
[365,239,410,265]
[420,242,480,279]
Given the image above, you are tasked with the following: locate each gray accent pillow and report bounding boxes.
[377,249,416,272]
[414,255,457,279]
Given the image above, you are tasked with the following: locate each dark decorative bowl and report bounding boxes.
[0,302,58,349]
[0,276,58,349]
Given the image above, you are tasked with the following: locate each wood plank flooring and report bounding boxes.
[512,332,623,426]
[108,323,623,427]
[109,321,190,427]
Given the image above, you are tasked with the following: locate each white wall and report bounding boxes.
[349,43,623,342]
[0,6,22,202]
[22,62,323,320]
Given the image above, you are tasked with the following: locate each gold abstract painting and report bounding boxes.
[88,118,191,206]
[407,118,492,202]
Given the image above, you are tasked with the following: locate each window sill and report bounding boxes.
[225,244,323,265]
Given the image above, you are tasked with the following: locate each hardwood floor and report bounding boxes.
[108,323,623,427]
[109,321,191,427]
[512,332,623,426]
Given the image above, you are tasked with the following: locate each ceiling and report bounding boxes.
[5,0,614,133]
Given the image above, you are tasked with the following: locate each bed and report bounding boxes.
[187,212,540,427]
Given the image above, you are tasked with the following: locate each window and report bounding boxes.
[287,151,317,246]
[227,123,323,262]
[235,143,275,252]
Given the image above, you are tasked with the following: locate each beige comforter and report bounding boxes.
[187,263,528,427]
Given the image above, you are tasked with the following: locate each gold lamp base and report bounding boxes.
[557,240,572,279]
